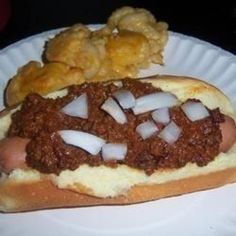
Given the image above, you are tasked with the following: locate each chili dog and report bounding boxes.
[0,75,236,212]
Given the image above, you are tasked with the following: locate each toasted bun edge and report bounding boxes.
[1,167,236,212]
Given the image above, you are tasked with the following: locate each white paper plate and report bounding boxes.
[0,25,236,236]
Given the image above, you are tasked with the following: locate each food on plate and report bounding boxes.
[45,24,105,80]
[5,6,168,106]
[46,24,152,80]
[104,30,152,78]
[0,75,236,212]
[5,61,85,106]
[107,6,168,64]
[46,6,168,77]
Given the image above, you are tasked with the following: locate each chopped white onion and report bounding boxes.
[113,81,123,88]
[181,101,210,121]
[113,90,136,109]
[102,143,127,161]
[136,120,159,140]
[61,93,88,119]
[158,121,182,144]
[101,97,127,124]
[152,107,170,124]
[132,92,178,115]
[58,130,106,155]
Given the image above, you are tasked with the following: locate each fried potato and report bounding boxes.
[106,30,151,77]
[46,6,168,78]
[5,7,169,106]
[45,27,152,82]
[86,30,152,82]
[5,61,85,106]
[46,24,104,79]
[107,6,168,64]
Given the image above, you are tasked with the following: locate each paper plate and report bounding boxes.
[0,25,236,236]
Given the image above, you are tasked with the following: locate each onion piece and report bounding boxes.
[152,107,170,124]
[113,90,136,109]
[181,101,210,121]
[61,93,88,119]
[58,130,106,155]
[113,81,123,88]
[102,143,127,161]
[132,92,178,115]
[136,120,159,140]
[101,97,127,124]
[158,121,181,144]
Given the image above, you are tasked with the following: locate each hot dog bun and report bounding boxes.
[0,75,236,213]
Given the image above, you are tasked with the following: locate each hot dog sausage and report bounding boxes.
[0,137,30,173]
[0,116,235,173]
[219,115,236,153]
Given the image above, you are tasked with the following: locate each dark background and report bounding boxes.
[0,0,236,54]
